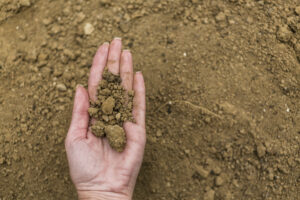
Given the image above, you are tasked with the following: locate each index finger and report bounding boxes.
[88,42,109,102]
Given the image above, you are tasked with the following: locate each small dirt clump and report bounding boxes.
[105,125,127,152]
[88,69,134,152]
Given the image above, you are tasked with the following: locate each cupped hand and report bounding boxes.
[65,38,146,200]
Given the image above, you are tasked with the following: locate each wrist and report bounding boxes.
[77,190,131,200]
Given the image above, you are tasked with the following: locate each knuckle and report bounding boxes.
[107,58,118,66]
[122,71,131,76]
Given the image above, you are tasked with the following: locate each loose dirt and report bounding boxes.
[88,69,133,152]
[0,0,299,200]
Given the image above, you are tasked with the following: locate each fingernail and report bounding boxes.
[136,71,142,74]
[76,84,83,89]
[103,42,109,45]
[123,49,130,52]
[114,37,122,40]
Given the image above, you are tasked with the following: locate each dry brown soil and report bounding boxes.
[89,69,134,152]
[0,0,299,199]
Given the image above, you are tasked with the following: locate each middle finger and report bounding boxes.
[107,37,122,75]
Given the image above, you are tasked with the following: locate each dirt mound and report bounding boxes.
[88,69,134,152]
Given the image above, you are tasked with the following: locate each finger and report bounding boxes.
[132,72,146,128]
[123,122,146,180]
[107,37,122,75]
[124,122,146,156]
[88,42,109,102]
[67,85,90,141]
[120,50,133,90]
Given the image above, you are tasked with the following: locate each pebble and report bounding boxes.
[63,7,71,16]
[18,33,27,41]
[215,12,226,22]
[56,83,67,91]
[277,25,292,42]
[156,129,162,137]
[294,42,300,52]
[84,23,94,35]
[195,165,209,178]
[63,49,76,60]
[88,107,98,116]
[38,52,49,62]
[75,5,82,12]
[42,18,52,26]
[184,149,190,155]
[166,182,171,187]
[128,90,135,97]
[62,71,74,81]
[115,113,121,120]
[119,22,130,33]
[20,0,31,6]
[76,12,85,23]
[102,115,109,122]
[215,176,224,186]
[295,6,300,15]
[277,165,288,174]
[212,166,222,175]
[51,25,61,34]
[0,156,5,164]
[53,68,63,77]
[26,49,38,62]
[102,97,115,114]
[246,16,253,24]
[267,168,274,180]
[256,144,266,158]
[287,157,296,167]
[202,17,209,24]
[204,117,211,123]
[204,189,215,200]
[228,19,235,25]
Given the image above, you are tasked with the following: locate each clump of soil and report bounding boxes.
[88,69,134,152]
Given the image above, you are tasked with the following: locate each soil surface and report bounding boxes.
[89,69,133,152]
[0,0,299,200]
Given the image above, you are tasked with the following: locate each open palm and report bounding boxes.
[65,38,146,200]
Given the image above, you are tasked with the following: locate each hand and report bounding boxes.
[65,38,146,200]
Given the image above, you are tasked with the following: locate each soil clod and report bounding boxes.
[105,125,126,152]
[88,69,134,152]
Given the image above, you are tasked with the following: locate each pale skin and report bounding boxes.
[65,38,146,200]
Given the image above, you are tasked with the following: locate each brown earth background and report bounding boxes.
[0,0,299,199]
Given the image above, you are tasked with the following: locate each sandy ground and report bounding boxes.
[0,0,299,199]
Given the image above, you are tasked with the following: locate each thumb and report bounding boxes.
[66,85,90,142]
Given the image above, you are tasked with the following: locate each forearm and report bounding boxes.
[77,190,131,200]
